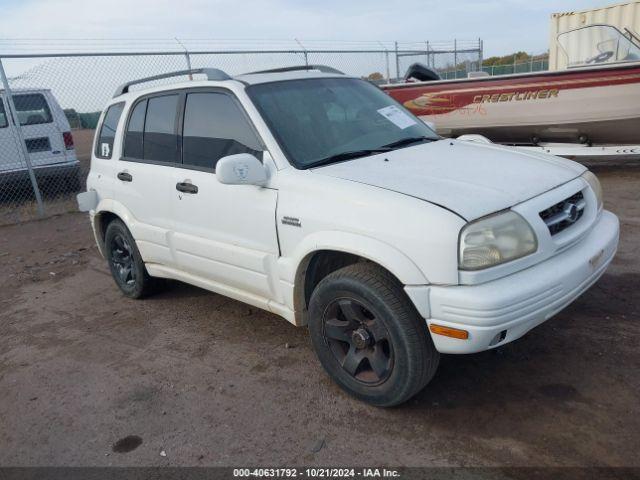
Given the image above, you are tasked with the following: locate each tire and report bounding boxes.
[308,263,439,407]
[104,219,156,299]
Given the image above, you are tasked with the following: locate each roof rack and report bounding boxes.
[113,68,231,97]
[245,65,345,75]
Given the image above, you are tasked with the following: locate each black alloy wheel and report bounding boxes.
[104,219,156,299]
[308,263,440,407]
[110,233,136,287]
[322,297,393,385]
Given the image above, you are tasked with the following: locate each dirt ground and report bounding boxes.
[0,167,638,467]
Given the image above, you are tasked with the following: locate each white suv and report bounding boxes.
[79,66,619,406]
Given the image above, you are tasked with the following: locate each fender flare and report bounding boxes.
[284,230,429,286]
[92,199,138,254]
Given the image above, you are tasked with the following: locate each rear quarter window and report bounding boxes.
[95,102,125,159]
[14,93,53,126]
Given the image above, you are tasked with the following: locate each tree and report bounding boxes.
[482,51,548,66]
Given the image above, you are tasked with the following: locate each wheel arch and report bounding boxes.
[91,199,136,257]
[288,232,428,326]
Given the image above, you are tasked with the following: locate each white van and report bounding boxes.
[0,88,79,191]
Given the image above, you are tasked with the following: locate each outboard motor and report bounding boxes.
[404,63,441,82]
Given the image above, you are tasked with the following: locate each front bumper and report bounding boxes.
[423,210,619,354]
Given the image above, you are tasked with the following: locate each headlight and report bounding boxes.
[459,211,537,270]
[582,170,603,210]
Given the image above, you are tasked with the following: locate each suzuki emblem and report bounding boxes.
[563,202,579,223]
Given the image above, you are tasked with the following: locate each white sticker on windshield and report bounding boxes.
[377,105,417,129]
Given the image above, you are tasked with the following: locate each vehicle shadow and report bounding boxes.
[124,272,638,420]
[403,273,638,417]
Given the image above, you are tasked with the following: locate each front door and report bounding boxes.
[169,90,280,302]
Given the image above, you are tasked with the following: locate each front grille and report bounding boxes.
[539,191,585,236]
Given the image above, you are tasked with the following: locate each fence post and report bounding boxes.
[384,50,390,82]
[394,41,400,82]
[175,37,193,79]
[0,57,45,216]
[185,52,193,78]
[478,38,483,71]
[294,39,308,67]
[454,39,458,78]
[377,42,390,83]
[426,41,430,68]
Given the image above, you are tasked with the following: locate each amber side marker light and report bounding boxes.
[429,324,469,340]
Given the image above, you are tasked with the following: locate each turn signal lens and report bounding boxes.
[429,324,469,340]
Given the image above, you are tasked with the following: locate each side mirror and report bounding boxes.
[216,153,268,186]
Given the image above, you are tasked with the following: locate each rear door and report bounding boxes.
[0,95,22,173]
[115,93,182,267]
[13,92,67,168]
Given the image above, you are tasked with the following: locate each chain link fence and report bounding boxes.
[439,58,549,79]
[0,40,482,225]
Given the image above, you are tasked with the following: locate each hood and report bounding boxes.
[312,139,585,220]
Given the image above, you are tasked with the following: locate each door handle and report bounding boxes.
[117,171,133,182]
[176,182,198,194]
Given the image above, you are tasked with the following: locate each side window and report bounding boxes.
[123,99,146,159]
[144,95,179,163]
[0,100,7,128]
[13,94,53,126]
[182,92,262,170]
[95,102,124,159]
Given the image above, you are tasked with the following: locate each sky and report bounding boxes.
[0,0,617,57]
[0,0,619,112]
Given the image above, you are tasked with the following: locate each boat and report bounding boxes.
[383,24,640,146]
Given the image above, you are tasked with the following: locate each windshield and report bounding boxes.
[557,24,640,68]
[247,77,439,169]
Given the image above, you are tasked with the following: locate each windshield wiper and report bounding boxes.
[304,136,437,169]
[380,136,435,150]
[305,148,391,169]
